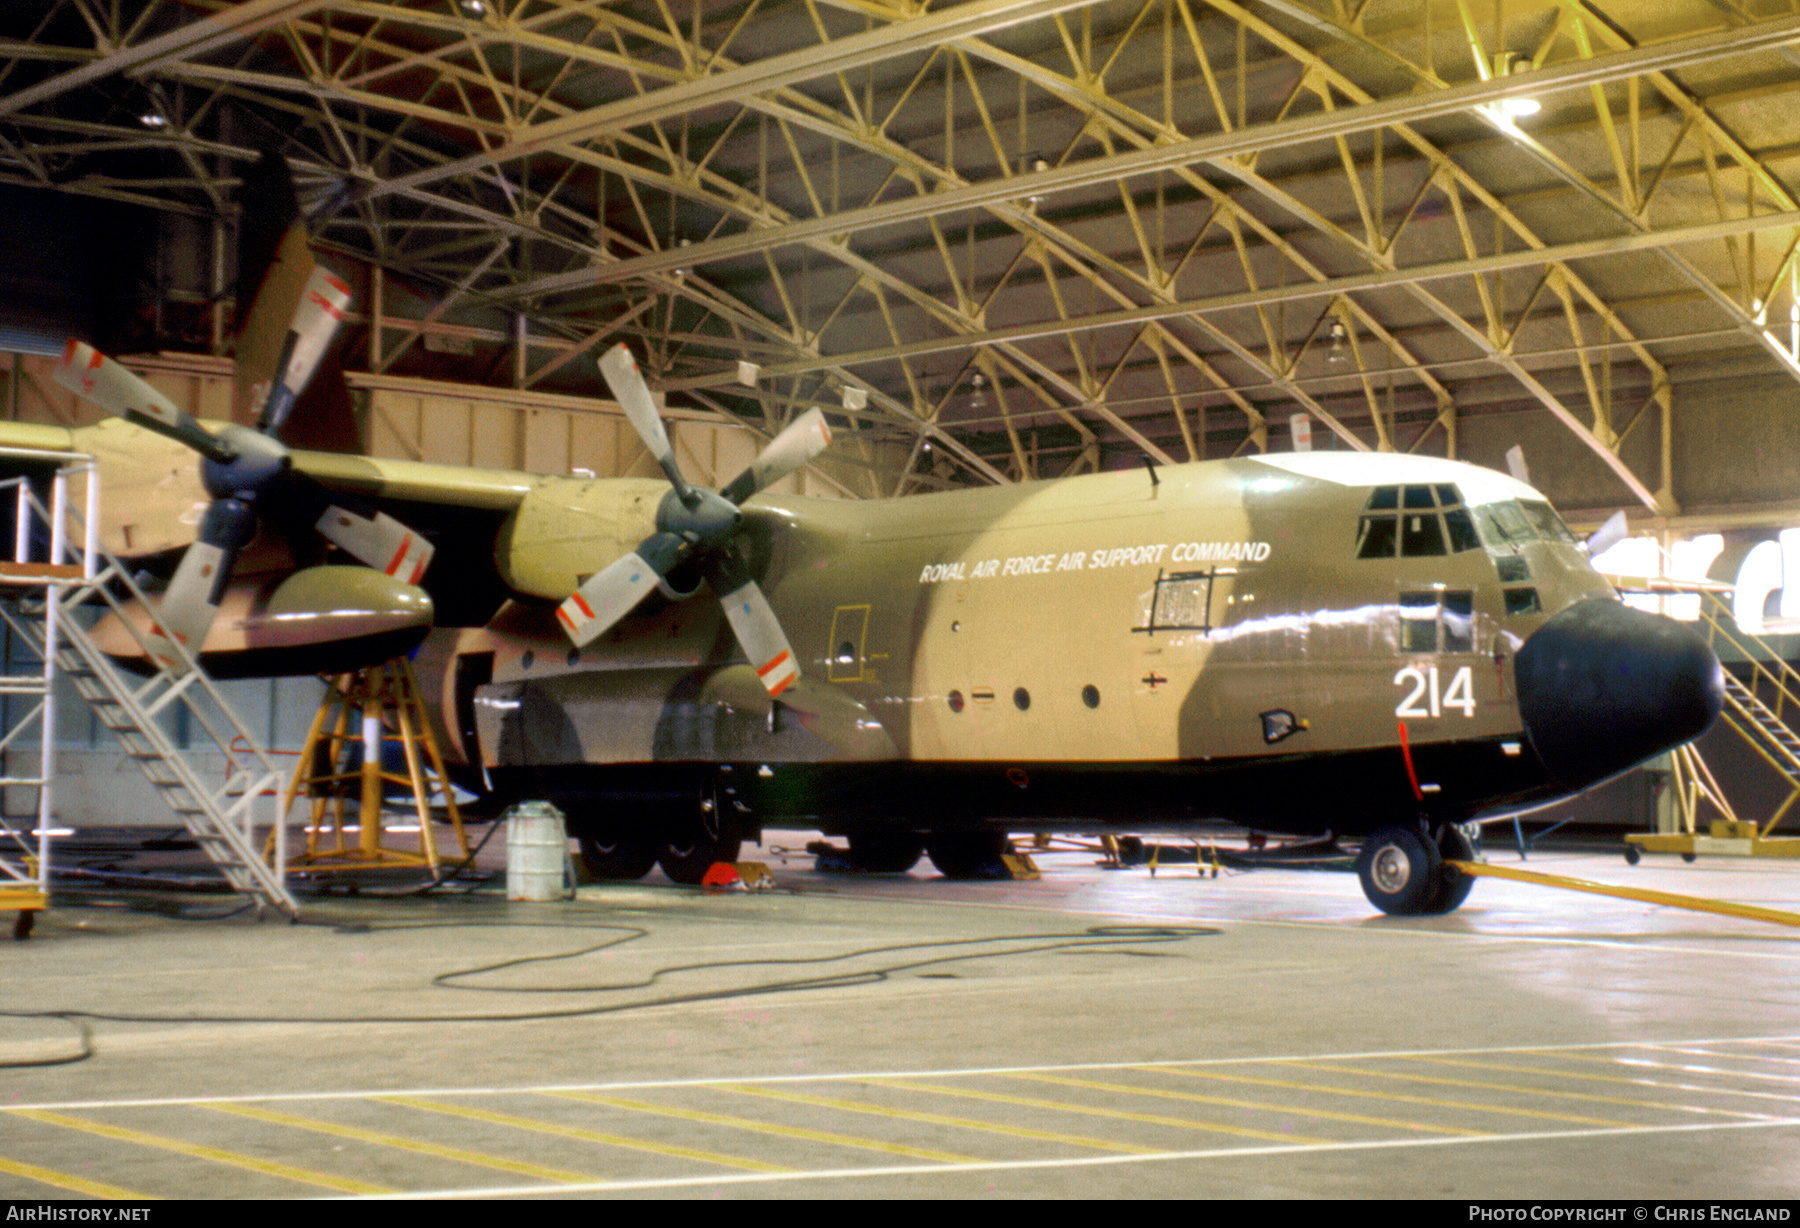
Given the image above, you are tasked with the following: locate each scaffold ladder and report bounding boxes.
[1626,587,1800,858]
[0,453,297,918]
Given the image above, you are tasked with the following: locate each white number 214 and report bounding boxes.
[1394,664,1476,719]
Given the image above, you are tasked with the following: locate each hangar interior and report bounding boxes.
[1,0,1800,1203]
[1,0,1800,824]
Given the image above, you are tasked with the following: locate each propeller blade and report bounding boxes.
[598,343,692,503]
[258,267,352,435]
[315,504,435,585]
[557,532,685,647]
[1505,444,1530,485]
[718,578,798,697]
[54,341,234,463]
[701,548,798,696]
[719,408,833,504]
[1585,509,1629,558]
[148,497,257,672]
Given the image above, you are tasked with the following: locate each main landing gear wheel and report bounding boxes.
[574,816,660,882]
[847,830,924,873]
[926,830,1011,879]
[1356,826,1443,915]
[659,799,742,885]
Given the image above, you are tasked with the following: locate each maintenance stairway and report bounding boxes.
[0,454,296,920]
[1627,584,1800,858]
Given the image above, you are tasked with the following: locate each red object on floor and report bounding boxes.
[700,862,742,888]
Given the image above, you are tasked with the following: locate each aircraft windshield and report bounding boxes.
[1468,498,1579,549]
[1356,484,1482,559]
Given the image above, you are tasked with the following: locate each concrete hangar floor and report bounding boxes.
[2,830,1797,1201]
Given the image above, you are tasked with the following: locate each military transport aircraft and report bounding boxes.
[10,325,1721,917]
[6,155,1725,916]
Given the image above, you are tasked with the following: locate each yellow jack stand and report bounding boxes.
[271,657,469,876]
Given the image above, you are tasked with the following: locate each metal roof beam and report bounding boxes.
[495,11,1800,300]
[658,207,1800,385]
[365,0,1101,201]
[0,0,327,118]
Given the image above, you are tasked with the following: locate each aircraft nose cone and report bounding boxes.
[1515,598,1722,789]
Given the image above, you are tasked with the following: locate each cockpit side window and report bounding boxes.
[1473,501,1536,547]
[1517,500,1578,545]
[1358,484,1482,558]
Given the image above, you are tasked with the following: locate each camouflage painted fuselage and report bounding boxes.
[454,450,1700,839]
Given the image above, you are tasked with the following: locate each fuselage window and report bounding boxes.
[1137,569,1219,633]
[1442,591,1475,652]
[1504,587,1542,616]
[1399,592,1439,652]
[1399,590,1477,653]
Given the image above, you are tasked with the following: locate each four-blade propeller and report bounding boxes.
[55,275,433,670]
[557,342,830,698]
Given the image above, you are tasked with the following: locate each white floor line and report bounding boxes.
[14,1032,1800,1113]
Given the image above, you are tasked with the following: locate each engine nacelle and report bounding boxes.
[92,564,433,678]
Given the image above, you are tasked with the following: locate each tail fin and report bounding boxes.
[229,153,361,452]
[232,152,316,428]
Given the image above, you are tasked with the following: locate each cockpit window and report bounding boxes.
[1518,500,1578,545]
[1401,511,1446,556]
[1358,484,1482,558]
[1474,501,1536,547]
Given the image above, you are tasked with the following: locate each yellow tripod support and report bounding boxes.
[272,657,469,875]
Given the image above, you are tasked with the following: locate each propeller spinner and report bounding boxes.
[557,343,830,698]
[55,278,433,671]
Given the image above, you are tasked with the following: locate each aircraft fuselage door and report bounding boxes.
[828,604,871,683]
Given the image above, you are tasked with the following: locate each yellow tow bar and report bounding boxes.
[1450,860,1800,929]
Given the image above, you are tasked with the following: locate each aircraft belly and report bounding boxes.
[732,737,1557,834]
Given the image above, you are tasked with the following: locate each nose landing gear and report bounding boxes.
[1356,823,1476,915]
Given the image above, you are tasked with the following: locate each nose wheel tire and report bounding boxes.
[1422,824,1477,915]
[1356,826,1442,915]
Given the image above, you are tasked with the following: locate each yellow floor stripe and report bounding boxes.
[723,1084,1148,1154]
[545,1091,983,1165]
[378,1096,789,1173]
[1403,1056,1793,1112]
[0,1153,151,1201]
[10,1109,392,1195]
[1280,1061,1760,1119]
[1004,1071,1492,1137]
[202,1103,600,1185]
[1148,1066,1636,1128]
[872,1078,1335,1146]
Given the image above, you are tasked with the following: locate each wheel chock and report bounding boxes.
[736,861,776,890]
[1000,851,1040,880]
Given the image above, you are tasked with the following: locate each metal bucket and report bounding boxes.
[505,800,568,901]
